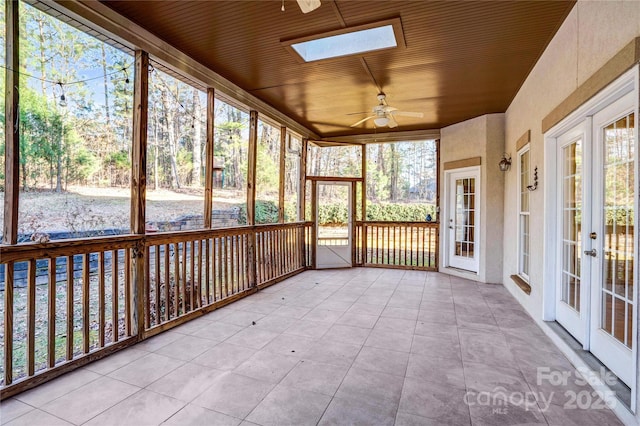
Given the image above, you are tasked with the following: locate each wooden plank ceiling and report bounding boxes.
[102,0,575,139]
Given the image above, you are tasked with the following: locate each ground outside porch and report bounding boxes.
[0,268,622,425]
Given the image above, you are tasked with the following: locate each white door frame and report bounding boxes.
[554,121,591,347]
[315,181,353,269]
[444,166,481,273]
[543,66,638,409]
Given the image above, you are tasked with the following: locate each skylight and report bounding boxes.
[282,18,404,63]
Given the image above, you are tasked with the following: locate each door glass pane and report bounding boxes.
[561,140,582,311]
[601,113,634,348]
[454,178,475,258]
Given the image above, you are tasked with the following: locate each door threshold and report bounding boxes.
[540,320,634,422]
[441,266,478,281]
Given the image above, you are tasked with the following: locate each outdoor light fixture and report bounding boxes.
[374,116,389,127]
[499,153,511,172]
[58,83,67,108]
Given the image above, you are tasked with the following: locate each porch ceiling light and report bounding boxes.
[374,116,389,127]
[499,153,512,172]
[282,18,405,63]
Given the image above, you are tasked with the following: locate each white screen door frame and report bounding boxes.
[445,166,480,273]
[315,181,353,269]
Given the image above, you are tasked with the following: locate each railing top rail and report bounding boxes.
[356,221,440,226]
[1,222,310,262]
[0,235,143,263]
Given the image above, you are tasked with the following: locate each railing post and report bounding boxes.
[3,0,19,387]
[247,111,258,287]
[204,87,215,229]
[131,50,149,337]
[361,144,367,266]
[3,0,19,245]
[278,127,286,223]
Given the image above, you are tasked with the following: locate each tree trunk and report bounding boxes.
[191,89,202,186]
[389,144,398,201]
[160,89,181,189]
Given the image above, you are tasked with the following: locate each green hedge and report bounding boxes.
[239,200,436,225]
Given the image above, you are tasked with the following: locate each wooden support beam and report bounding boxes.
[435,139,441,269]
[299,138,308,221]
[278,127,287,223]
[311,180,317,269]
[131,50,149,337]
[361,144,367,266]
[247,110,258,287]
[351,182,357,267]
[247,110,258,226]
[204,88,215,228]
[3,0,19,245]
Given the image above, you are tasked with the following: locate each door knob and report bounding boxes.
[584,248,597,257]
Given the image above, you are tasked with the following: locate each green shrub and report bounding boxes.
[238,200,280,224]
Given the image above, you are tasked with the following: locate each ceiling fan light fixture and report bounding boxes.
[297,0,321,13]
[374,116,389,127]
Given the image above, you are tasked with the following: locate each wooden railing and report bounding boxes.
[0,235,140,394]
[0,222,310,399]
[356,221,438,270]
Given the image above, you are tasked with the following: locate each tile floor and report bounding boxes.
[0,268,623,425]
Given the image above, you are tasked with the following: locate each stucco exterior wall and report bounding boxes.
[439,113,505,284]
[503,1,640,318]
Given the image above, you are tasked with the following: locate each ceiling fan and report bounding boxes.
[296,0,321,13]
[350,94,424,128]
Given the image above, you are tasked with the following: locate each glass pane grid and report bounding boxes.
[600,113,634,348]
[560,140,582,313]
[454,178,475,259]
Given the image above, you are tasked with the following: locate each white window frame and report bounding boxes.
[517,144,531,281]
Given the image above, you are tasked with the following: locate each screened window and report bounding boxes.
[146,64,207,231]
[213,98,249,227]
[307,144,361,177]
[284,133,302,222]
[15,1,133,241]
[255,120,281,224]
[518,146,531,280]
[366,141,437,221]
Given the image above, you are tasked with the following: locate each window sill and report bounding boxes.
[510,274,531,295]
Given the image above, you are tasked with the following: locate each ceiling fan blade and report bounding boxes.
[346,111,369,116]
[392,111,424,118]
[297,0,321,13]
[350,115,376,127]
[387,115,399,128]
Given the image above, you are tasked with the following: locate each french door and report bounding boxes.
[555,92,636,386]
[447,167,480,272]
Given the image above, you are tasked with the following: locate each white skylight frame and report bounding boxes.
[282,18,405,63]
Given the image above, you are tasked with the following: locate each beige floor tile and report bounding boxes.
[163,404,241,426]
[0,398,34,423]
[108,352,184,387]
[280,360,349,396]
[5,409,72,426]
[84,389,185,426]
[84,348,149,375]
[41,376,139,425]
[191,342,257,370]
[191,372,274,418]
[155,335,219,361]
[147,362,225,402]
[246,385,331,426]
[16,368,101,407]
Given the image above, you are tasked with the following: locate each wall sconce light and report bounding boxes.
[498,153,512,172]
[527,166,539,191]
